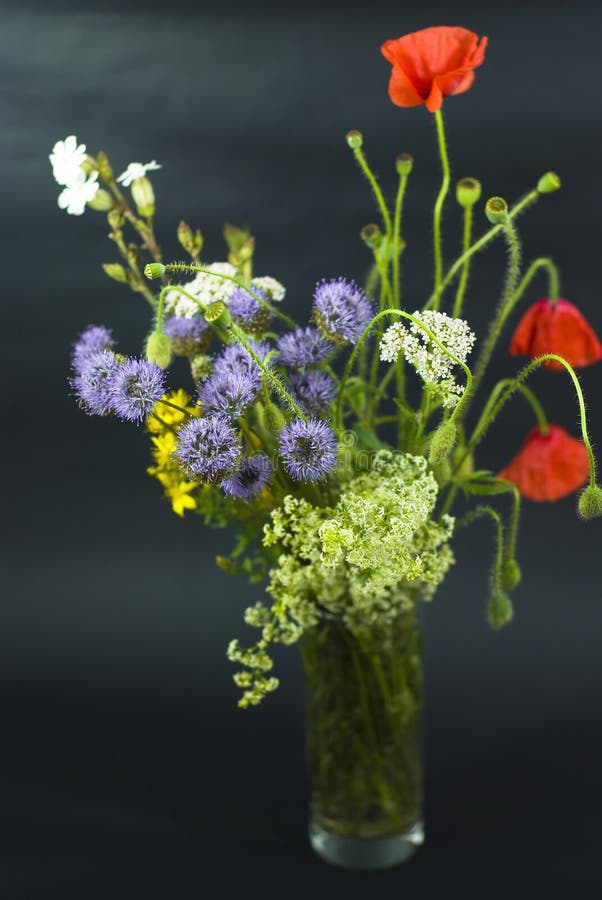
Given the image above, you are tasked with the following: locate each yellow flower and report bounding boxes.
[150,431,178,467]
[146,388,200,433]
[156,471,198,517]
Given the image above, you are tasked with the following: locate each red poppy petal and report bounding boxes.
[427,67,475,111]
[498,425,589,502]
[387,63,426,108]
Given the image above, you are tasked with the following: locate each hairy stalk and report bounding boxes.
[452,203,474,318]
[455,505,505,592]
[432,110,451,306]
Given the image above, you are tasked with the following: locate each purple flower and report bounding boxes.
[277,326,333,368]
[71,325,115,373]
[174,415,241,482]
[164,316,210,356]
[198,367,260,419]
[278,418,338,482]
[312,278,374,344]
[72,349,120,415]
[221,454,271,500]
[110,357,166,423]
[228,287,271,333]
[288,371,336,417]
[211,341,270,392]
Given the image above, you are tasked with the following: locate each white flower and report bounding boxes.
[380,310,476,408]
[251,276,286,302]
[116,161,162,187]
[49,135,88,187]
[164,262,238,317]
[57,170,99,216]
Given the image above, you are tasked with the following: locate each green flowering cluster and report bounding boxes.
[228,451,454,707]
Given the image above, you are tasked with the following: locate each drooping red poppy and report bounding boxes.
[498,425,589,502]
[510,298,602,371]
[381,26,488,113]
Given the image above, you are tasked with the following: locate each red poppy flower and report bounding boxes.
[510,298,602,370]
[498,425,589,502]
[381,26,488,113]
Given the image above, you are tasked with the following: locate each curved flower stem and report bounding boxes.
[392,169,410,307]
[424,189,539,311]
[353,147,393,238]
[500,479,522,567]
[455,505,505,592]
[452,203,474,318]
[432,110,451,307]
[164,263,297,329]
[335,308,473,434]
[510,256,560,311]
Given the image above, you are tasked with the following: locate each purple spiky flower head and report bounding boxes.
[277,326,333,368]
[71,325,115,373]
[278,418,338,482]
[72,348,120,415]
[227,287,271,334]
[212,340,271,383]
[110,357,166,423]
[221,454,271,500]
[198,367,260,419]
[312,277,374,344]
[174,415,241,482]
[288,371,336,417]
[164,316,210,356]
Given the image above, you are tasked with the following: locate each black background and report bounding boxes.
[3,0,602,897]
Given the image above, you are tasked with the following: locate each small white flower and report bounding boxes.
[57,170,99,216]
[49,134,88,187]
[116,161,162,187]
[164,262,238,317]
[251,276,286,302]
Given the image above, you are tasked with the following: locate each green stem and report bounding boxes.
[353,148,392,237]
[452,203,474,318]
[432,110,451,307]
[392,170,409,307]
[455,505,504,591]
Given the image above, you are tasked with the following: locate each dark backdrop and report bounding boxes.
[2,1,602,897]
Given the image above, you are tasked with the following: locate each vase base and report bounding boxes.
[309,820,424,870]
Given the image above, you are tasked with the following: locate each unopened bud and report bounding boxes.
[485,196,509,224]
[346,130,363,150]
[433,458,451,487]
[360,223,383,250]
[429,420,457,464]
[190,353,212,383]
[102,263,128,284]
[501,559,522,591]
[578,483,602,519]
[456,177,482,208]
[107,208,124,230]
[131,176,155,217]
[144,262,166,280]
[87,189,114,212]
[96,151,113,182]
[487,592,514,630]
[177,220,204,258]
[395,153,414,175]
[145,329,172,369]
[204,301,232,329]
[537,171,561,194]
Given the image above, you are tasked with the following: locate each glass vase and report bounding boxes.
[300,607,424,870]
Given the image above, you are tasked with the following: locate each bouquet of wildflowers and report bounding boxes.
[51,24,601,723]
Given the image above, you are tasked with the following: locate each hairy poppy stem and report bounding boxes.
[511,257,560,309]
[432,110,451,308]
[452,203,474,319]
[455,504,505,594]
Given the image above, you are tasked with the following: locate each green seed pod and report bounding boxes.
[487,593,514,630]
[578,484,602,519]
[346,130,363,150]
[485,196,509,224]
[145,329,172,369]
[429,420,457,464]
[131,176,155,217]
[204,301,232,329]
[144,262,166,280]
[360,223,383,250]
[456,177,482,208]
[102,263,128,284]
[501,558,522,591]
[87,188,114,212]
[395,153,414,175]
[537,171,561,194]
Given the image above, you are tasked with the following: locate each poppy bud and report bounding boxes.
[144,262,166,280]
[360,223,383,250]
[429,420,457,464]
[485,196,509,224]
[204,301,232,329]
[537,171,561,194]
[346,130,363,149]
[145,328,172,369]
[395,153,414,175]
[487,592,514,629]
[577,484,602,520]
[501,559,522,591]
[87,189,114,212]
[433,458,451,487]
[131,176,155,217]
[456,177,482,208]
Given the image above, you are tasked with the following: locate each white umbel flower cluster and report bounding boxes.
[380,309,476,408]
[164,267,287,318]
[49,135,99,216]
[250,276,286,303]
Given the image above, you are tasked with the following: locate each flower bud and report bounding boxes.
[102,263,128,284]
[95,151,113,182]
[87,189,114,212]
[190,353,212,383]
[131,176,155,217]
[485,196,509,224]
[429,420,457,464]
[107,208,124,230]
[145,328,172,369]
[204,301,232,329]
[487,592,514,630]
[578,483,602,519]
[456,177,482,208]
[433,458,451,487]
[395,153,414,175]
[144,262,166,280]
[537,171,561,194]
[346,130,363,150]
[501,558,522,591]
[360,223,383,250]
[177,220,204,258]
